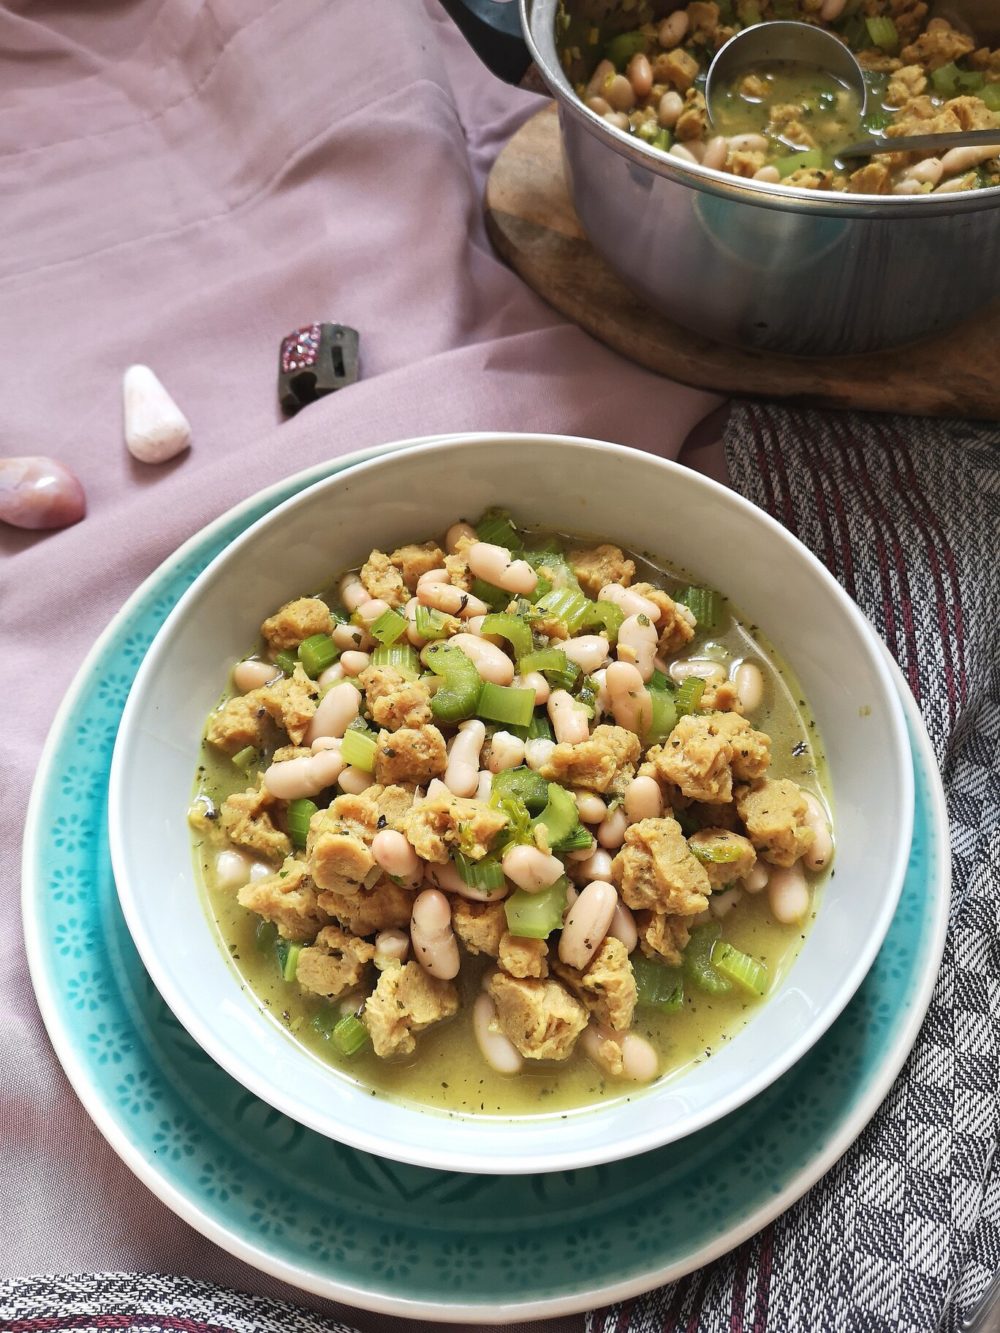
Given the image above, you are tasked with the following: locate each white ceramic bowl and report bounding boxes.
[109,433,913,1175]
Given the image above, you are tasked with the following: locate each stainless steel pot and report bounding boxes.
[520,0,1000,354]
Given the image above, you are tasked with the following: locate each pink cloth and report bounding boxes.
[2,2,719,1327]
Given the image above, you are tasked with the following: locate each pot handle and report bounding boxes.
[439,0,532,84]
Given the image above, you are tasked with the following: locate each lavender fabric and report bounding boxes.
[1,3,717,1331]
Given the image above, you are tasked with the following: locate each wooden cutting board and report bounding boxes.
[484,105,1000,419]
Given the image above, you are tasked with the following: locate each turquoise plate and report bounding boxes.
[23,441,950,1323]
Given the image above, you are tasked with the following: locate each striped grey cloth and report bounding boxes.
[590,404,1000,1333]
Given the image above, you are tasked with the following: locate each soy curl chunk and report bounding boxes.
[448,633,515,685]
[582,1024,658,1082]
[372,829,422,888]
[801,792,834,872]
[548,689,590,744]
[768,863,810,924]
[559,880,618,970]
[606,661,652,735]
[374,928,409,969]
[233,659,282,693]
[617,614,658,682]
[466,541,538,596]
[418,581,489,618]
[502,844,565,893]
[0,456,86,531]
[599,583,660,622]
[411,888,460,980]
[306,679,361,743]
[562,635,611,674]
[487,730,526,773]
[623,775,662,823]
[444,719,487,798]
[263,747,346,799]
[473,991,524,1075]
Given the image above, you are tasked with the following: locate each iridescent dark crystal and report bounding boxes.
[278,323,360,414]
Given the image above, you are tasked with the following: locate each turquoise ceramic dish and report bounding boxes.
[22,441,949,1322]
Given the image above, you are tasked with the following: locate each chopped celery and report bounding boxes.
[676,586,722,629]
[475,507,521,550]
[604,30,648,70]
[255,919,278,953]
[557,824,595,853]
[712,941,769,997]
[281,943,302,983]
[575,675,598,718]
[490,790,533,845]
[370,643,421,680]
[421,642,482,723]
[298,633,338,679]
[652,127,673,152]
[738,0,762,24]
[674,676,705,718]
[543,660,580,692]
[504,877,568,939]
[649,668,670,692]
[470,577,510,611]
[274,649,297,676]
[683,922,732,996]
[527,712,555,742]
[982,83,1000,113]
[480,612,533,662]
[414,604,453,640]
[644,687,678,745]
[491,766,550,813]
[341,728,377,772]
[532,782,584,850]
[311,1004,338,1038]
[865,15,898,53]
[477,682,536,729]
[578,599,624,643]
[524,552,580,593]
[632,953,684,1012]
[454,851,506,893]
[230,745,258,774]
[690,835,746,864]
[776,149,826,179]
[534,587,590,633]
[331,1014,369,1056]
[371,608,407,646]
[287,797,318,849]
[519,647,570,675]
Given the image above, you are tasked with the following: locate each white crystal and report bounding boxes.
[123,364,191,464]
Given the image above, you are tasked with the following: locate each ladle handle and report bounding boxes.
[838,128,1000,160]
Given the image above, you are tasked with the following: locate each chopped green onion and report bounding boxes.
[712,940,769,997]
[256,919,278,953]
[287,797,318,849]
[274,649,297,676]
[414,604,453,640]
[454,851,506,893]
[604,30,648,70]
[504,877,568,939]
[470,577,510,611]
[534,587,590,633]
[674,676,706,718]
[421,642,483,723]
[475,507,521,550]
[865,15,898,53]
[683,922,732,996]
[632,953,684,1012]
[341,728,377,772]
[298,633,339,679]
[331,1014,369,1056]
[527,712,554,742]
[477,682,536,729]
[578,599,624,644]
[231,745,258,774]
[519,647,570,675]
[281,942,302,982]
[370,643,421,679]
[480,613,533,662]
[532,782,584,850]
[644,687,678,745]
[490,790,533,846]
[371,608,407,646]
[776,148,826,179]
[491,765,550,813]
[689,837,746,865]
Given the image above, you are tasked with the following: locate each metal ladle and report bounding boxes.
[704,20,1000,164]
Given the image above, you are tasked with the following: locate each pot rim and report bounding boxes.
[520,0,1000,217]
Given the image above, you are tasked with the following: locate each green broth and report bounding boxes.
[714,60,863,160]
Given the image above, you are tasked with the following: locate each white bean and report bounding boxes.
[768,863,810,924]
[488,731,526,773]
[623,775,663,823]
[445,522,476,553]
[604,110,630,132]
[658,10,688,48]
[606,660,652,735]
[743,862,769,893]
[248,860,272,883]
[339,573,369,612]
[403,596,428,648]
[338,765,374,795]
[801,792,834,872]
[374,928,410,969]
[658,90,684,128]
[372,829,420,880]
[592,668,610,721]
[606,73,635,113]
[732,660,764,714]
[340,650,371,677]
[669,658,725,686]
[263,748,346,799]
[934,174,977,194]
[332,621,371,652]
[306,679,361,743]
[215,848,252,890]
[617,614,658,682]
[753,165,782,183]
[418,581,489,618]
[476,769,493,802]
[728,133,769,153]
[585,57,615,101]
[516,670,550,706]
[411,889,460,980]
[669,143,699,165]
[425,777,451,800]
[702,135,728,171]
[562,635,611,674]
[233,659,281,693]
[355,598,390,628]
[597,807,628,850]
[581,1024,658,1082]
[417,566,448,590]
[574,790,608,824]
[548,689,590,744]
[607,899,638,953]
[568,847,613,884]
[473,992,523,1075]
[904,157,943,186]
[466,541,538,597]
[444,719,487,797]
[940,144,1000,175]
[317,662,345,689]
[524,738,556,771]
[448,633,515,685]
[893,179,925,195]
[501,845,565,893]
[599,583,660,623]
[709,886,743,919]
[627,51,653,100]
[559,880,617,969]
[820,0,846,19]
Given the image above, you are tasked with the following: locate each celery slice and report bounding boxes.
[534,587,590,633]
[712,940,769,997]
[454,851,506,893]
[519,648,568,675]
[370,608,407,646]
[632,953,684,1012]
[689,837,746,865]
[298,633,339,679]
[865,15,898,53]
[414,604,453,640]
[370,643,421,680]
[480,612,533,662]
[230,745,258,774]
[477,682,536,729]
[340,728,377,772]
[683,923,732,996]
[331,1014,369,1056]
[421,642,482,723]
[475,507,521,550]
[287,798,318,849]
[504,877,568,939]
[532,782,584,850]
[644,688,677,746]
[470,577,510,611]
[491,766,550,813]
[274,649,297,676]
[674,676,705,718]
[578,599,624,644]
